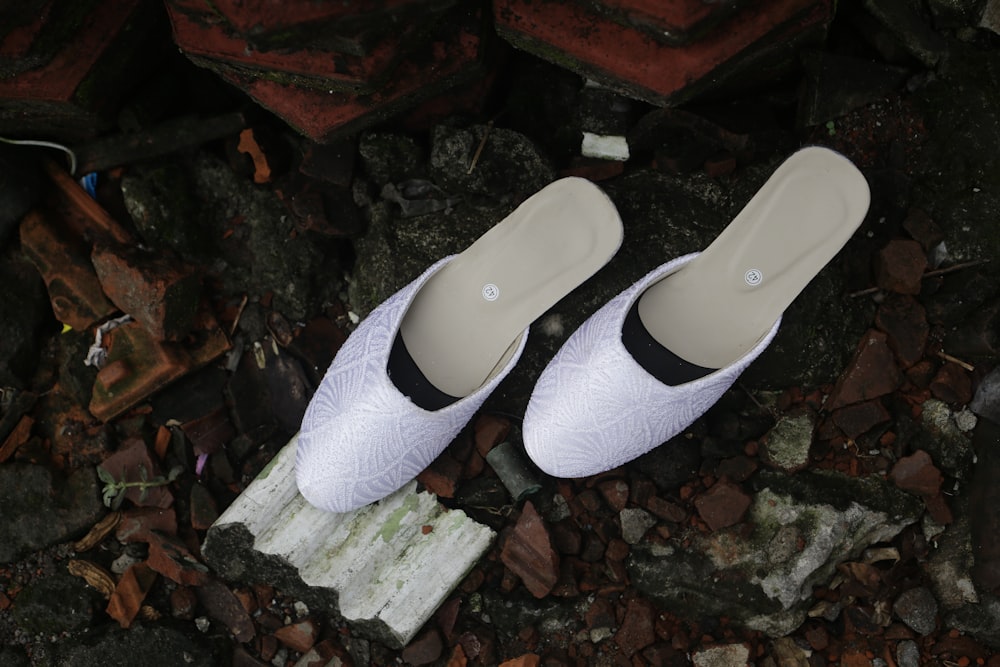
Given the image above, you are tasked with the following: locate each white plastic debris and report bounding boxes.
[84,314,134,368]
[581,132,630,161]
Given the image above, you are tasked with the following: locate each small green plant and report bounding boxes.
[97,464,183,510]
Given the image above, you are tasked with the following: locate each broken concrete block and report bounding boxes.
[202,435,495,648]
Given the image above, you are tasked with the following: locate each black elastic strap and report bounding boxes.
[387,333,462,411]
[621,299,716,386]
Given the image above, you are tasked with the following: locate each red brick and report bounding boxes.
[694,479,751,531]
[825,330,902,411]
[875,239,927,295]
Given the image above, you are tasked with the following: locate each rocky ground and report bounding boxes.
[2,2,1000,666]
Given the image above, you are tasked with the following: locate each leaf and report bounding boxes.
[138,464,148,483]
[111,491,126,511]
[97,467,116,485]
[167,465,183,482]
[139,487,149,503]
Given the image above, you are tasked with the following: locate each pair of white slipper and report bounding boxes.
[296,146,871,514]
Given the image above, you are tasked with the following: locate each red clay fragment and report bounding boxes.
[106,562,158,629]
[500,501,559,598]
[19,209,117,331]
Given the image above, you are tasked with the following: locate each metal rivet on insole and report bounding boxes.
[482,283,500,301]
[744,269,763,286]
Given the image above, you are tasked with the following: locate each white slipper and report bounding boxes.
[523,146,870,478]
[296,177,623,512]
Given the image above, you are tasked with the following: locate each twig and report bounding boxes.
[924,258,990,278]
[850,258,990,298]
[467,120,494,175]
[937,350,975,372]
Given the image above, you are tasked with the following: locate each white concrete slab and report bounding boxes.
[203,434,495,648]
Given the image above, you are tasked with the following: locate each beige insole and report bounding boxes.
[400,177,624,397]
[638,146,871,369]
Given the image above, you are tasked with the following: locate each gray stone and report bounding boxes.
[12,573,102,635]
[970,366,1000,424]
[945,592,1000,650]
[189,154,326,321]
[358,132,427,187]
[691,643,751,667]
[919,399,976,479]
[0,464,104,563]
[619,508,657,545]
[924,512,979,610]
[629,470,922,636]
[761,411,816,472]
[896,639,920,667]
[893,587,939,635]
[429,124,555,202]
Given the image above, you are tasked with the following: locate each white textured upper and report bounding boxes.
[296,256,527,513]
[523,253,780,478]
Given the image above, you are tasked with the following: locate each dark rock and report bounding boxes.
[44,621,228,666]
[825,330,903,410]
[0,144,42,245]
[798,50,910,127]
[875,239,927,295]
[12,573,102,634]
[429,124,555,201]
[0,253,51,387]
[598,479,630,513]
[197,577,255,643]
[0,646,30,667]
[358,132,426,187]
[862,0,948,66]
[0,463,104,563]
[919,399,976,479]
[875,294,928,368]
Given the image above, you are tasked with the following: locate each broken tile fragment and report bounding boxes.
[189,483,220,531]
[930,362,973,405]
[91,243,202,341]
[19,209,116,330]
[501,501,560,599]
[832,400,891,439]
[825,330,903,410]
[106,562,157,629]
[694,480,752,531]
[116,507,178,543]
[875,239,927,295]
[146,531,211,586]
[197,577,256,643]
[614,596,657,658]
[98,438,174,509]
[401,628,443,666]
[875,294,929,368]
[889,450,943,497]
[273,618,319,654]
